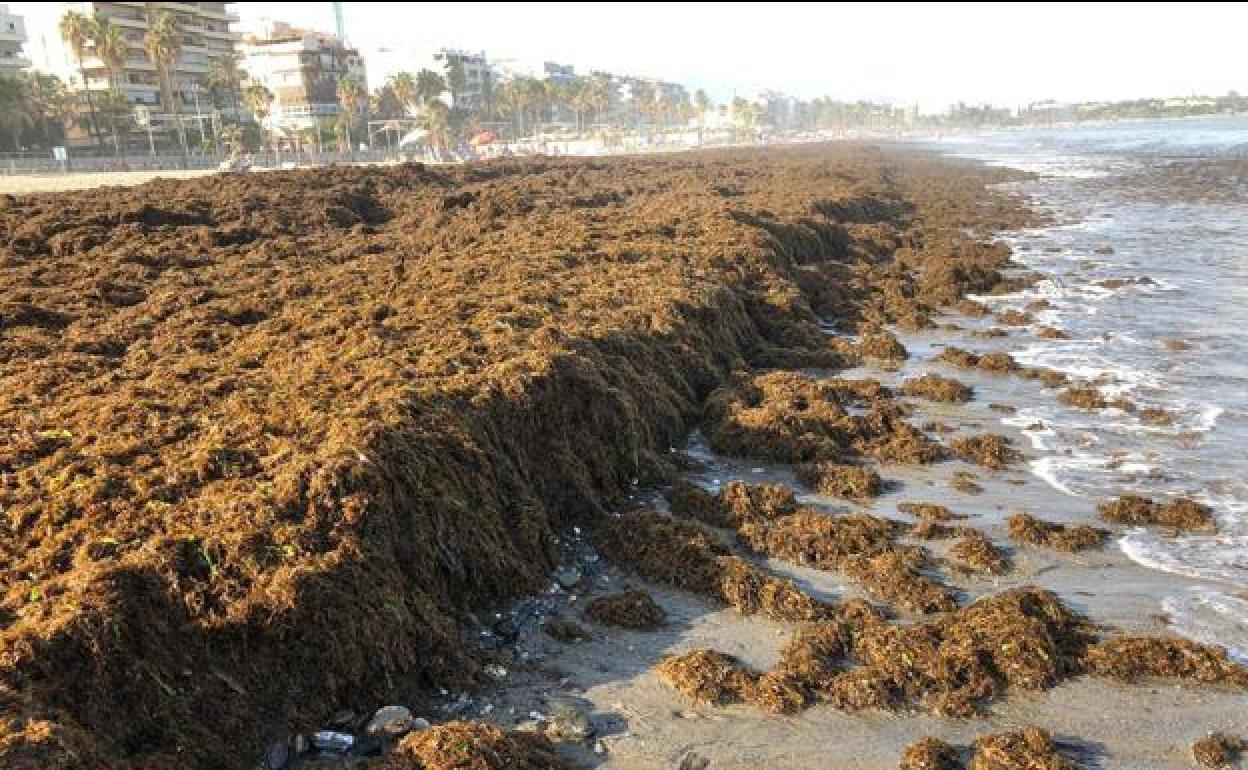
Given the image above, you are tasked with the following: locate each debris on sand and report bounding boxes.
[949,531,1011,575]
[795,461,883,498]
[972,327,1010,339]
[901,373,974,403]
[898,502,965,521]
[741,670,811,714]
[935,346,982,368]
[543,617,590,643]
[598,509,835,622]
[670,479,798,527]
[655,650,757,706]
[1057,387,1109,410]
[1082,637,1248,686]
[910,519,958,540]
[977,353,1020,373]
[900,737,964,770]
[996,309,1034,326]
[1097,495,1217,533]
[703,370,943,465]
[951,434,1022,470]
[823,587,1093,717]
[373,721,577,770]
[1036,326,1068,340]
[955,299,993,317]
[1021,367,1071,388]
[737,508,957,614]
[969,727,1080,770]
[951,471,985,495]
[585,590,666,630]
[669,480,722,525]
[1008,513,1107,552]
[856,330,911,361]
[1191,732,1245,768]
[1138,407,1176,425]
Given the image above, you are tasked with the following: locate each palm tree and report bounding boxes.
[335,74,364,153]
[415,68,446,106]
[694,89,711,143]
[243,83,274,159]
[59,10,102,147]
[206,52,242,117]
[0,76,34,151]
[589,73,612,130]
[445,58,466,108]
[91,16,130,160]
[519,77,547,136]
[389,72,417,115]
[496,78,523,138]
[143,10,186,156]
[418,100,450,156]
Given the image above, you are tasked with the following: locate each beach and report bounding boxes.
[1,139,1244,770]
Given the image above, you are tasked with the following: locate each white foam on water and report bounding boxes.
[1030,455,1094,497]
[1162,589,1248,663]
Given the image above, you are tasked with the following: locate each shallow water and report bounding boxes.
[932,115,1248,660]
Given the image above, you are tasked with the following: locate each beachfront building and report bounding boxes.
[590,70,689,127]
[0,3,30,76]
[63,2,242,146]
[420,48,490,111]
[240,20,366,134]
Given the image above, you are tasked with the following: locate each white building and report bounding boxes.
[240,20,366,132]
[0,3,30,76]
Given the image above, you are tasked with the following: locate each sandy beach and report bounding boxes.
[1,144,1243,770]
[0,169,218,196]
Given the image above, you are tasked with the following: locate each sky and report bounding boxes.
[12,2,1248,112]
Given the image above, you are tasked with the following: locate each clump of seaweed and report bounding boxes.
[969,728,1079,770]
[898,502,964,521]
[910,519,957,540]
[719,481,799,523]
[1138,407,1175,425]
[703,370,942,465]
[1057,387,1107,410]
[950,471,984,495]
[951,434,1022,470]
[1081,637,1248,686]
[795,461,883,498]
[900,737,964,770]
[1036,325,1068,340]
[949,531,1011,575]
[598,509,835,622]
[1007,513,1107,552]
[376,721,577,770]
[935,346,981,368]
[901,373,974,403]
[655,649,757,706]
[1021,366,1070,388]
[543,617,589,643]
[1192,732,1245,768]
[1096,494,1216,533]
[669,480,722,525]
[995,309,1033,326]
[584,590,666,630]
[977,353,1019,373]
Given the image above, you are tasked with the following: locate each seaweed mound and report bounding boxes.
[655,650,757,706]
[1097,495,1216,533]
[598,509,834,622]
[969,728,1079,770]
[901,737,964,770]
[995,309,1033,326]
[703,371,944,465]
[1192,732,1244,768]
[898,502,965,521]
[584,590,666,630]
[949,531,1011,575]
[952,434,1022,470]
[1058,387,1107,410]
[795,461,883,498]
[373,721,576,770]
[1007,513,1107,552]
[901,373,974,403]
[1081,637,1248,685]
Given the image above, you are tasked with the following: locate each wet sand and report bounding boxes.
[476,297,1248,769]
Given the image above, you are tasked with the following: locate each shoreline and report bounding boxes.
[1,145,1243,769]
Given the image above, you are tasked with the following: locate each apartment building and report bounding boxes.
[240,20,366,131]
[64,2,241,143]
[0,3,30,76]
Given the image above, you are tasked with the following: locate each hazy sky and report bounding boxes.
[13,2,1247,111]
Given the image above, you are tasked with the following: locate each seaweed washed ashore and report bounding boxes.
[2,145,1239,769]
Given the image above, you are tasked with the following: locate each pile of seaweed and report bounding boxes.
[370,721,575,770]
[1097,494,1217,533]
[934,346,1068,387]
[664,482,956,613]
[899,728,1081,770]
[0,144,1042,767]
[703,370,946,465]
[900,373,974,403]
[1008,513,1108,552]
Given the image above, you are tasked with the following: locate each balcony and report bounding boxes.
[0,54,30,70]
[0,29,26,43]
